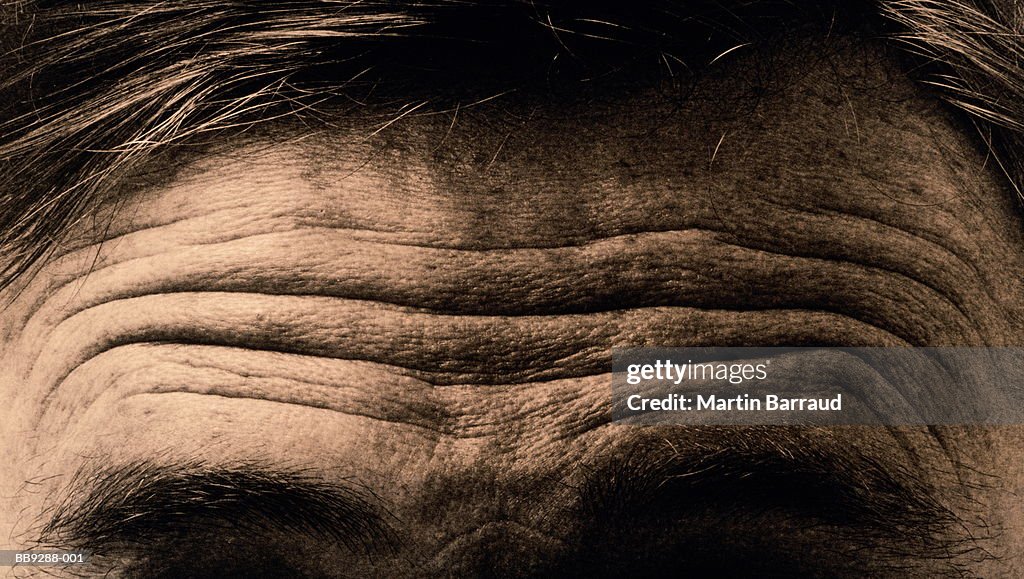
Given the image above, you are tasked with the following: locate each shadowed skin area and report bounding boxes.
[1,34,1024,577]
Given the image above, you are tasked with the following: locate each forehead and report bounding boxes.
[8,35,1020,464]
[2,2,1024,576]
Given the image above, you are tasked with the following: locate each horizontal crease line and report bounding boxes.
[129,389,611,439]
[37,306,910,417]
[753,197,992,319]
[30,226,722,321]
[125,390,459,435]
[53,363,617,434]
[716,238,984,335]
[44,340,618,418]
[35,234,981,329]
[47,337,623,397]
[53,223,723,262]
[53,291,810,319]
[125,358,615,389]
[40,267,967,352]
[119,341,611,384]
[47,298,917,336]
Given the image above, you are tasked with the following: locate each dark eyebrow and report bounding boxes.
[37,458,398,559]
[576,428,988,572]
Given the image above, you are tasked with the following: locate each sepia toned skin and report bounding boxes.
[1,34,1024,577]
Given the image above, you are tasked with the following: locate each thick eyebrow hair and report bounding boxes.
[36,458,398,558]
[576,428,987,571]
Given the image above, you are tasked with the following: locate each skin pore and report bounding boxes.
[1,29,1024,578]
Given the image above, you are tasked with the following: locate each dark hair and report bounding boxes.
[1,1,1022,293]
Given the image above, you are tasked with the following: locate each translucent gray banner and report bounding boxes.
[612,348,1024,425]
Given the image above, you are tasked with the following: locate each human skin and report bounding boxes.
[1,36,1023,577]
